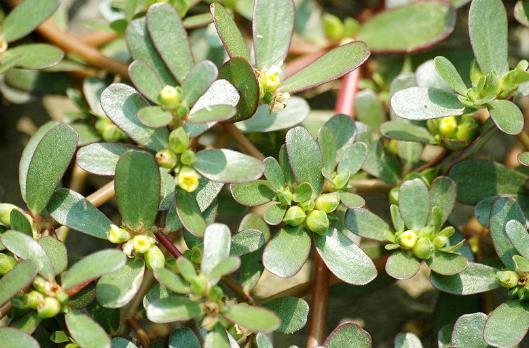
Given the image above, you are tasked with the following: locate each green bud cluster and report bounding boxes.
[121,235,165,270]
[282,192,339,234]
[155,127,200,192]
[0,253,16,274]
[392,224,456,260]
[12,276,69,319]
[322,13,359,43]
[95,117,127,142]
[427,115,479,150]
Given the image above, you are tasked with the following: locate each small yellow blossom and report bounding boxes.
[178,166,200,192]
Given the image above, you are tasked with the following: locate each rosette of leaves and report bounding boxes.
[211,0,369,117]
[431,197,529,347]
[0,230,125,348]
[0,0,63,75]
[231,115,377,285]
[346,177,468,280]
[146,223,282,346]
[391,0,529,136]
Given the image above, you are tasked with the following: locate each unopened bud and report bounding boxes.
[323,13,344,42]
[178,166,199,193]
[0,253,16,274]
[455,116,479,142]
[156,149,178,169]
[413,237,434,260]
[159,85,182,109]
[169,127,189,154]
[27,291,44,309]
[438,117,457,138]
[108,224,131,244]
[145,246,165,270]
[0,203,18,226]
[343,17,360,37]
[132,235,153,254]
[37,297,61,319]
[55,290,69,304]
[283,206,306,226]
[389,187,399,205]
[497,270,519,289]
[398,230,418,250]
[180,149,196,166]
[315,193,340,213]
[306,210,329,234]
[102,124,125,142]
[276,189,293,206]
[33,277,50,294]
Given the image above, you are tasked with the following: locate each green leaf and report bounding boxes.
[1,44,63,70]
[519,151,529,166]
[235,97,309,133]
[223,303,280,333]
[515,0,529,27]
[111,338,138,348]
[506,219,529,258]
[263,227,311,277]
[281,42,369,93]
[24,123,78,214]
[323,114,357,155]
[340,192,365,209]
[489,197,525,269]
[256,333,273,348]
[129,60,164,104]
[147,3,194,82]
[487,100,524,135]
[204,325,230,348]
[286,126,323,193]
[345,208,391,242]
[253,0,294,68]
[263,157,285,191]
[48,188,112,239]
[0,260,38,306]
[201,223,231,275]
[195,149,264,183]
[76,143,131,176]
[62,249,126,290]
[484,301,529,347]
[126,18,177,86]
[338,142,368,176]
[394,333,423,348]
[264,203,287,225]
[429,177,457,225]
[355,90,386,132]
[146,296,203,323]
[431,262,500,295]
[211,3,250,61]
[385,251,421,280]
[169,328,200,348]
[449,160,529,204]
[357,1,455,54]
[319,126,337,178]
[451,312,489,348]
[239,213,270,241]
[434,56,467,95]
[391,87,465,120]
[1,230,55,279]
[115,150,160,230]
[218,57,259,121]
[101,83,169,151]
[153,267,190,294]
[231,229,266,256]
[65,310,111,348]
[38,236,67,275]
[324,321,372,348]
[315,228,377,285]
[380,120,437,144]
[229,181,275,207]
[426,251,468,276]
[96,258,145,308]
[399,178,430,229]
[3,0,59,42]
[175,188,206,237]
[262,297,309,334]
[293,182,313,202]
[188,105,236,123]
[469,0,508,74]
[137,106,173,128]
[0,328,39,348]
[182,60,218,107]
[9,209,32,236]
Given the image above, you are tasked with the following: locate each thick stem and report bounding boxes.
[155,231,183,258]
[221,123,265,161]
[86,181,115,208]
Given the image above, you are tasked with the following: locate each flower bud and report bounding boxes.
[190,274,208,295]
[178,166,200,193]
[438,116,457,138]
[155,149,178,169]
[12,290,43,309]
[37,297,61,319]
[315,193,340,213]
[323,13,344,42]
[343,17,360,37]
[102,124,125,142]
[33,277,50,294]
[180,149,196,166]
[208,285,224,302]
[108,224,131,244]
[0,253,16,274]
[159,85,182,109]
[283,206,306,226]
[55,290,69,304]
[0,203,18,226]
[389,187,399,205]
[497,270,519,288]
[398,230,418,250]
[412,237,434,260]
[306,210,330,234]
[145,246,165,270]
[455,116,479,142]
[433,235,449,249]
[168,127,189,154]
[132,235,153,254]
[276,189,293,206]
[332,172,350,190]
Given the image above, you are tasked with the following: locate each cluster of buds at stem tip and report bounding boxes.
[396,230,434,259]
[427,115,479,150]
[258,65,290,112]
[283,194,335,234]
[159,85,189,117]
[322,13,359,43]
[122,235,165,270]
[12,277,69,319]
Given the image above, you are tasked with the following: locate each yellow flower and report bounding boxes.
[178,166,200,192]
[438,116,457,138]
[132,235,153,254]
[108,224,131,244]
[259,65,282,93]
[159,85,182,109]
[398,230,418,249]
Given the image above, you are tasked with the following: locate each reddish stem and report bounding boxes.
[66,279,94,297]
[155,231,183,258]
